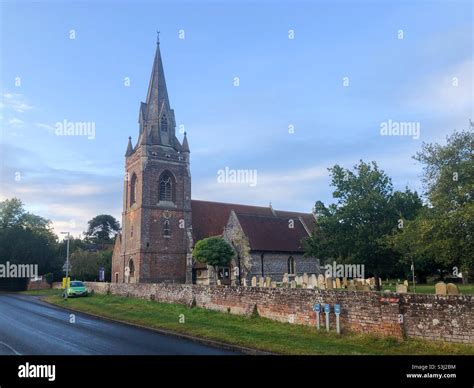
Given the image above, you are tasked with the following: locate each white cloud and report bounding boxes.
[406,60,473,116]
[1,93,34,113]
[8,118,24,126]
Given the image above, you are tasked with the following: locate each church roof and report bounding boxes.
[235,213,310,252]
[190,200,315,252]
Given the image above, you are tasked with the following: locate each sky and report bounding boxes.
[0,0,472,238]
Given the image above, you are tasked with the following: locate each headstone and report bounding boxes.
[259,277,265,288]
[396,284,408,293]
[403,280,409,287]
[290,280,296,289]
[295,276,302,286]
[335,278,341,288]
[251,276,257,287]
[446,283,459,295]
[326,277,333,290]
[242,278,247,287]
[435,281,447,295]
[318,274,326,289]
[302,273,309,286]
[355,281,364,291]
[282,273,289,285]
[379,278,383,287]
[342,277,348,288]
[310,274,317,287]
[369,277,375,287]
[265,276,271,288]
[347,280,356,291]
[271,281,277,288]
[217,279,221,286]
[362,284,370,292]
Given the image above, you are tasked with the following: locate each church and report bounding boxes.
[111,38,320,285]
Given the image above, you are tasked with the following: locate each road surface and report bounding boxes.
[0,293,238,355]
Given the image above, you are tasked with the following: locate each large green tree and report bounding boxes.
[0,198,61,276]
[388,130,473,282]
[193,237,234,284]
[304,161,422,287]
[84,214,120,243]
[69,248,112,281]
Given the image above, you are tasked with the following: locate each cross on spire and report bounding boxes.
[156,30,160,44]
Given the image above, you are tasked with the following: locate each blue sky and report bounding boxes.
[1,0,472,237]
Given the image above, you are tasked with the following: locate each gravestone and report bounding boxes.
[295,276,302,287]
[302,273,309,286]
[326,277,333,290]
[435,281,447,295]
[335,278,341,288]
[271,281,277,288]
[342,277,348,288]
[446,283,459,295]
[282,273,289,285]
[361,284,370,291]
[348,280,356,291]
[251,276,257,287]
[290,280,296,289]
[318,274,326,289]
[265,276,272,288]
[242,278,247,287]
[403,280,409,287]
[259,277,265,288]
[396,284,408,293]
[355,281,364,291]
[310,274,317,287]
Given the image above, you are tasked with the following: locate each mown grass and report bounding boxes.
[42,292,474,355]
[381,282,474,295]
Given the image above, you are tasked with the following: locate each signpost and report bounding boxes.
[313,303,321,330]
[324,303,330,332]
[60,232,70,300]
[334,304,341,334]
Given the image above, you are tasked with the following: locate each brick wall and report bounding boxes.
[84,282,473,344]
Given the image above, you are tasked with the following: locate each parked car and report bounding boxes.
[66,281,88,297]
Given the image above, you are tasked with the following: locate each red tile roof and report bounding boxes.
[191,199,315,252]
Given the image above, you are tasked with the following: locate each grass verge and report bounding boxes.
[41,292,474,355]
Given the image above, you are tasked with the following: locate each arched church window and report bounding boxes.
[130,173,137,206]
[129,259,135,278]
[288,256,295,275]
[159,171,174,202]
[160,114,168,132]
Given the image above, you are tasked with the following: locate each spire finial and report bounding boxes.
[156,30,160,44]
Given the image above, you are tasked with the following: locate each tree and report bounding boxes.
[69,248,112,281]
[0,198,61,277]
[389,130,474,282]
[84,215,120,243]
[304,161,422,288]
[192,237,234,284]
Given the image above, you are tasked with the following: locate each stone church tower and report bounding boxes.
[112,38,192,284]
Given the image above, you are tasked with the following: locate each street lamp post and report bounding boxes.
[61,232,70,299]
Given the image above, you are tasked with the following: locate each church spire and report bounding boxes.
[125,136,134,157]
[182,132,190,153]
[144,36,170,122]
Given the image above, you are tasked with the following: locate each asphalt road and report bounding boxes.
[0,293,238,355]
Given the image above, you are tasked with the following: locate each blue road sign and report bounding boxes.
[313,303,320,313]
[334,304,341,314]
[324,303,330,313]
